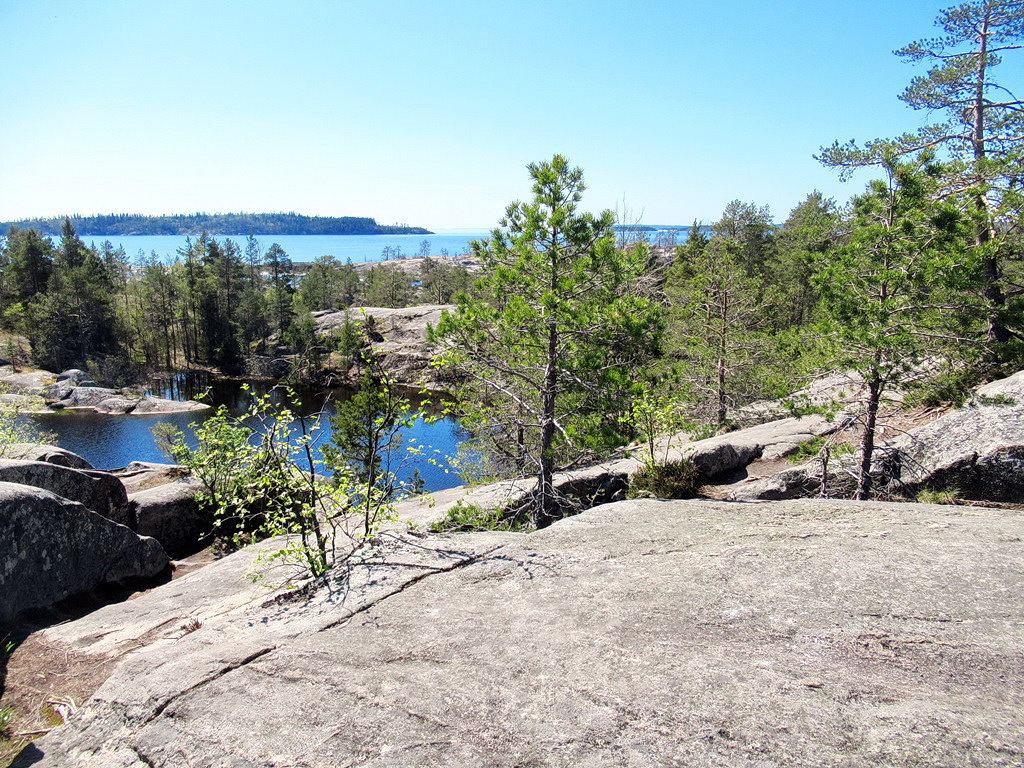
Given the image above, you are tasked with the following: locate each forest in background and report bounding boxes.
[0,212,431,237]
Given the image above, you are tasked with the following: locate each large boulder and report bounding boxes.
[113,462,209,556]
[0,482,168,622]
[670,413,841,480]
[0,459,131,525]
[882,370,1024,500]
[0,443,95,469]
[128,477,210,557]
[14,498,1024,767]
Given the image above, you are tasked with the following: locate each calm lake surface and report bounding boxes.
[29,375,467,493]
[77,226,691,264]
[83,230,491,265]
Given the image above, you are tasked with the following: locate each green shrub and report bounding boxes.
[917,487,960,505]
[428,500,528,533]
[627,458,699,499]
[786,436,854,464]
[156,387,372,579]
[905,366,982,408]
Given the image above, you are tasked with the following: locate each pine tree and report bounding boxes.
[431,155,662,526]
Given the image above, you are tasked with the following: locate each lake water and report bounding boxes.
[28,376,467,493]
[83,230,491,265]
[77,226,691,265]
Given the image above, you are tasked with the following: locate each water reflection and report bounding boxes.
[29,374,466,493]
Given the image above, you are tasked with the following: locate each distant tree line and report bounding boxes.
[0,212,431,237]
[0,224,470,378]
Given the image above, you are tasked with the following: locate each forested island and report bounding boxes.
[0,212,431,237]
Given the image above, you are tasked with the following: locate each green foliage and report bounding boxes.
[771,192,841,327]
[786,436,853,464]
[916,486,960,505]
[158,387,370,579]
[626,458,699,500]
[630,388,690,468]
[814,155,974,378]
[0,391,54,456]
[335,315,364,362]
[904,365,983,408]
[712,199,776,275]
[298,255,357,311]
[418,257,471,303]
[818,1,1024,357]
[362,264,415,307]
[975,393,1016,406]
[427,500,527,533]
[431,155,663,526]
[664,221,779,428]
[322,368,425,534]
[814,152,977,498]
[0,707,12,731]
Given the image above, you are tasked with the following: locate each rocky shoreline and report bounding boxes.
[3,369,1024,765]
[0,368,209,415]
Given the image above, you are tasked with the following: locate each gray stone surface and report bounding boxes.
[0,459,131,525]
[130,396,208,414]
[113,462,190,494]
[883,369,1024,500]
[17,498,1024,767]
[0,482,168,622]
[314,304,453,386]
[731,369,1024,502]
[729,462,823,501]
[2,366,208,414]
[0,443,95,469]
[678,414,840,479]
[128,477,209,557]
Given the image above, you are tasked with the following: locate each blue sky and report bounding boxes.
[0,0,1013,229]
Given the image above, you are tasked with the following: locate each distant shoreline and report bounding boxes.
[0,212,432,237]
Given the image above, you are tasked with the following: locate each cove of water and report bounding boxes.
[83,230,491,265]
[28,374,466,493]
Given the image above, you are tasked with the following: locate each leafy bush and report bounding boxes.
[627,458,699,499]
[157,387,373,579]
[786,436,854,464]
[428,500,529,533]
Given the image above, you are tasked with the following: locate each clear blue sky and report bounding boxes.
[0,0,1013,229]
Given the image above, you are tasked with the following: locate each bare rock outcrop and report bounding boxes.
[129,478,210,557]
[0,459,131,526]
[0,482,168,622]
[0,442,95,469]
[113,462,210,557]
[731,368,1024,502]
[14,498,1024,767]
[1,367,209,414]
[314,304,452,387]
[881,370,1024,500]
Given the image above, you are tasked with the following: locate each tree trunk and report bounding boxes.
[973,8,1011,348]
[856,371,882,500]
[537,317,558,528]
